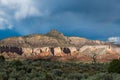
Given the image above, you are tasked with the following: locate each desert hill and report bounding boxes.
[0,30,106,47]
[0,30,120,62]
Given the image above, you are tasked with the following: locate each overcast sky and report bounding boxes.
[0,0,120,43]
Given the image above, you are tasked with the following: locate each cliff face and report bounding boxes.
[0,30,120,62]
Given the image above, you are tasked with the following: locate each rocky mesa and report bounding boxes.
[0,30,120,62]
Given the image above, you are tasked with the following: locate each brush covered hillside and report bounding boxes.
[0,30,120,62]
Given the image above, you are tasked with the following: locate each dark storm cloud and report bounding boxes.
[0,0,120,41]
[17,0,120,40]
[34,0,120,40]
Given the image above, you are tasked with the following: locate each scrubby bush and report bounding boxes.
[12,60,23,67]
[66,73,83,80]
[51,69,63,76]
[0,55,5,62]
[84,73,113,80]
[0,59,113,80]
[112,73,120,80]
[108,59,120,73]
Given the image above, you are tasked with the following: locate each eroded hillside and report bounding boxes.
[0,30,120,62]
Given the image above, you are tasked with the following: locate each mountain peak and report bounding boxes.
[47,30,62,35]
[45,30,65,39]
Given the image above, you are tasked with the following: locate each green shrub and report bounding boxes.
[0,56,5,62]
[12,60,23,66]
[51,69,63,76]
[84,73,113,80]
[66,73,83,80]
[108,59,120,73]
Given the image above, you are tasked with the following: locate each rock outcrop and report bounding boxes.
[0,30,120,62]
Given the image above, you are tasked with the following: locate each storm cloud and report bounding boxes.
[0,0,120,41]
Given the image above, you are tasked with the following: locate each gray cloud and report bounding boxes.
[0,0,120,41]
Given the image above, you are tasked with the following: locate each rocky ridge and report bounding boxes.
[0,30,120,62]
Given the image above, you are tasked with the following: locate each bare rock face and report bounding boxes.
[69,47,78,53]
[67,37,106,47]
[0,30,120,62]
[22,48,33,56]
[68,37,88,46]
[40,47,50,53]
[78,45,120,62]
[53,47,63,56]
